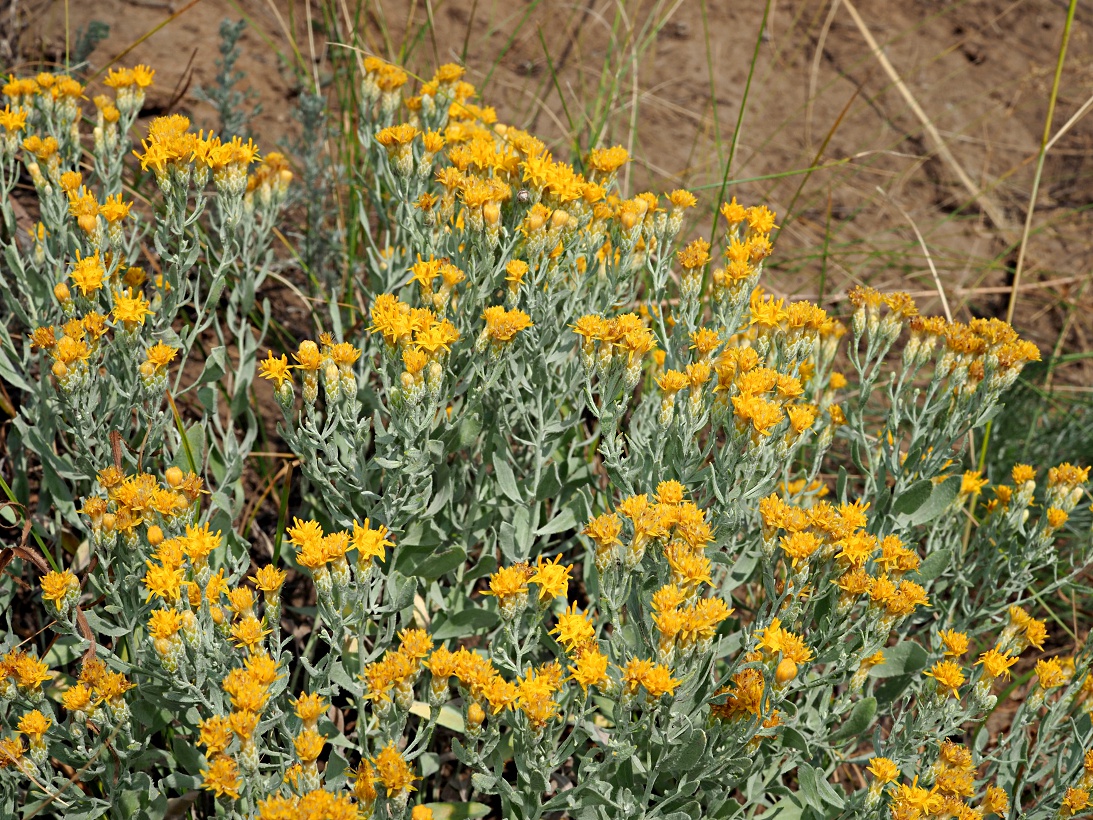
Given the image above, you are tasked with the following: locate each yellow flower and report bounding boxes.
[892,777,942,817]
[667,189,697,210]
[40,569,77,609]
[61,683,93,713]
[568,645,610,692]
[583,513,622,551]
[99,193,132,223]
[977,647,1018,681]
[925,660,965,698]
[0,105,27,133]
[143,562,185,603]
[939,629,969,658]
[230,616,272,651]
[258,351,293,388]
[16,710,50,743]
[375,123,421,150]
[292,692,328,726]
[351,519,394,563]
[70,251,105,296]
[749,290,787,329]
[586,145,628,175]
[1034,658,1067,690]
[251,565,287,595]
[1063,787,1090,817]
[112,288,153,330]
[720,197,747,226]
[779,531,820,570]
[982,786,1009,816]
[148,608,183,640]
[201,754,241,799]
[68,186,99,234]
[294,729,325,763]
[481,305,532,344]
[483,564,531,605]
[529,554,572,603]
[677,238,711,271]
[373,742,416,794]
[223,670,270,713]
[642,664,682,699]
[551,603,595,651]
[198,716,233,756]
[867,757,899,783]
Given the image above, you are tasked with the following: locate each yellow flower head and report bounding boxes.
[551,603,595,651]
[482,305,532,344]
[529,554,572,603]
[112,288,153,330]
[99,193,132,224]
[586,145,629,175]
[939,629,969,658]
[231,615,272,651]
[373,742,417,795]
[259,351,293,388]
[351,519,394,563]
[201,754,241,799]
[40,569,77,608]
[16,710,51,741]
[867,757,900,784]
[977,647,1018,681]
[484,564,532,605]
[925,659,966,698]
[144,342,178,373]
[251,565,287,595]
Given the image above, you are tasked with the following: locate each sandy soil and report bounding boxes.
[12,0,1093,378]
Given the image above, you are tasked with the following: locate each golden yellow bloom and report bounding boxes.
[251,565,287,595]
[551,603,595,651]
[482,305,532,344]
[373,742,416,794]
[1063,787,1090,817]
[258,351,293,388]
[112,288,153,330]
[982,785,1009,816]
[351,519,394,563]
[16,710,50,743]
[375,123,421,150]
[1011,464,1036,483]
[201,754,241,799]
[198,716,233,756]
[583,513,622,550]
[147,608,183,640]
[0,105,27,133]
[667,189,697,209]
[586,145,629,174]
[779,531,820,569]
[40,569,77,608]
[230,616,271,651]
[293,340,323,371]
[1047,462,1089,488]
[939,629,969,658]
[529,554,572,603]
[925,660,965,698]
[567,645,609,693]
[867,757,899,783]
[484,564,531,604]
[294,729,325,763]
[978,647,1018,681]
[1035,658,1067,690]
[70,252,105,296]
[677,238,711,270]
[99,194,132,223]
